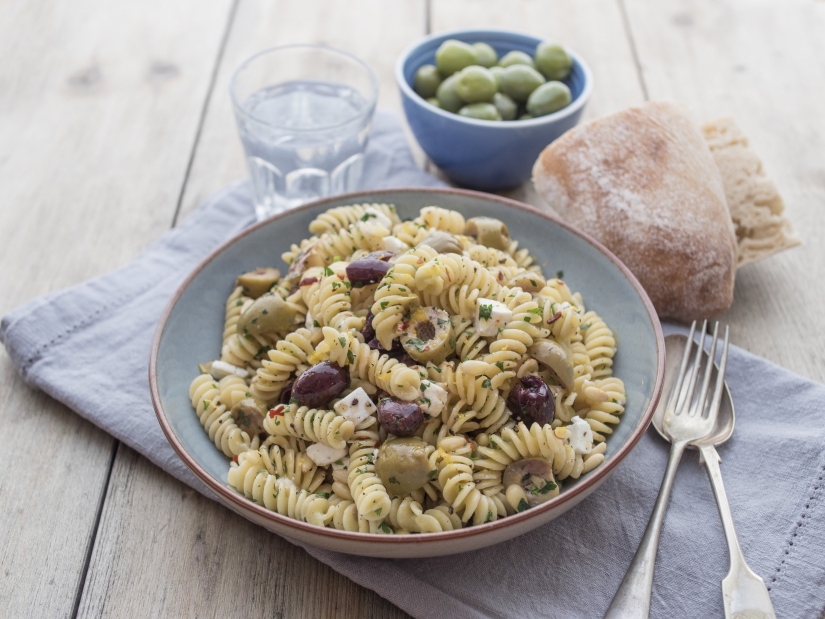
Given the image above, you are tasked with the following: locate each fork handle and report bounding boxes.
[605,440,688,619]
[699,444,776,619]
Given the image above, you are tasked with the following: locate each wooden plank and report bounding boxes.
[430,0,647,206]
[622,0,825,382]
[177,0,429,221]
[0,0,234,616]
[81,2,424,618]
[76,446,409,619]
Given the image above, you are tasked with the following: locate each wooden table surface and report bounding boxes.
[2,1,823,617]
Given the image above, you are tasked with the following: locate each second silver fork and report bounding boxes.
[605,320,729,619]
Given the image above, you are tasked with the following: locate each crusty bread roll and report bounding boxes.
[700,117,800,268]
[533,101,737,321]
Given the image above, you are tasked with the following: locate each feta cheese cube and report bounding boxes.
[363,206,393,231]
[331,456,350,471]
[474,298,512,337]
[209,360,249,379]
[306,442,348,467]
[418,380,448,416]
[567,416,594,455]
[382,235,409,255]
[333,387,377,426]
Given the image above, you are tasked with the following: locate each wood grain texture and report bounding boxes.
[177,0,429,221]
[429,0,646,207]
[622,0,825,382]
[0,0,234,616]
[76,446,409,619]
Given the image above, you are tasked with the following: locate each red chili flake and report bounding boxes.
[268,405,285,418]
[232,454,238,463]
[547,311,562,325]
[497,272,503,281]
[299,276,319,287]
[337,273,345,280]
[374,441,381,448]
[468,440,477,451]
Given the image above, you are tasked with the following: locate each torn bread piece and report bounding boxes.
[701,117,801,268]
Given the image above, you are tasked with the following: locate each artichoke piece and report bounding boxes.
[465,217,511,250]
[230,397,268,436]
[400,307,455,364]
[503,458,559,508]
[421,230,463,254]
[237,293,297,338]
[528,340,574,389]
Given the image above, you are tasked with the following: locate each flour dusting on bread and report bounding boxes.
[533,101,737,321]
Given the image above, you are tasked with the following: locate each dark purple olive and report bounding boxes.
[290,361,350,409]
[396,353,417,367]
[377,397,424,437]
[361,312,376,343]
[366,250,394,262]
[278,381,294,404]
[507,375,554,426]
[346,257,391,286]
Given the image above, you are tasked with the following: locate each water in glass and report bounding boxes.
[235,80,371,219]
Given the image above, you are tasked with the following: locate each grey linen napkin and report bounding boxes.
[2,111,823,619]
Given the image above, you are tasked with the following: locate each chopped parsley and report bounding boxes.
[347,350,355,364]
[517,499,529,512]
[378,520,393,534]
[315,492,331,499]
[360,212,377,222]
[478,304,493,320]
[482,378,492,389]
[322,266,334,277]
[427,468,438,480]
[556,270,564,279]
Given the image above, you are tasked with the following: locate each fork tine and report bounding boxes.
[691,321,720,417]
[666,320,697,414]
[677,320,708,415]
[705,325,730,423]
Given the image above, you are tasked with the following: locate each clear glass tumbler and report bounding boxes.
[230,44,378,220]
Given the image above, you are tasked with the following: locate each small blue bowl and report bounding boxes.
[396,29,593,190]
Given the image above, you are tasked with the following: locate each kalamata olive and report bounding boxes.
[346,257,391,286]
[507,375,554,426]
[361,312,376,343]
[377,397,424,436]
[503,457,559,508]
[396,353,417,367]
[375,437,432,495]
[230,397,268,436]
[365,250,394,262]
[279,381,294,404]
[235,267,280,299]
[290,361,350,409]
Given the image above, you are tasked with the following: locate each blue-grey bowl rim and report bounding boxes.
[394,28,594,129]
[150,186,665,544]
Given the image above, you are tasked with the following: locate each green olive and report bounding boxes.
[426,97,441,108]
[518,113,533,120]
[492,92,517,121]
[237,293,296,338]
[455,66,497,103]
[414,64,443,99]
[534,41,573,80]
[436,73,464,113]
[400,306,455,364]
[526,81,572,117]
[236,267,281,299]
[472,42,498,68]
[498,50,535,69]
[499,64,546,102]
[503,458,559,507]
[230,397,268,436]
[458,102,501,121]
[421,230,463,254]
[465,217,511,251]
[375,437,432,495]
[489,66,505,90]
[435,39,477,76]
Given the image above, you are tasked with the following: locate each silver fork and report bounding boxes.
[605,320,729,618]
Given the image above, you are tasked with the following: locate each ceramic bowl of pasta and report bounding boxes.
[150,188,664,558]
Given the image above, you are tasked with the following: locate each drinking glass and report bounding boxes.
[230,44,378,220]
